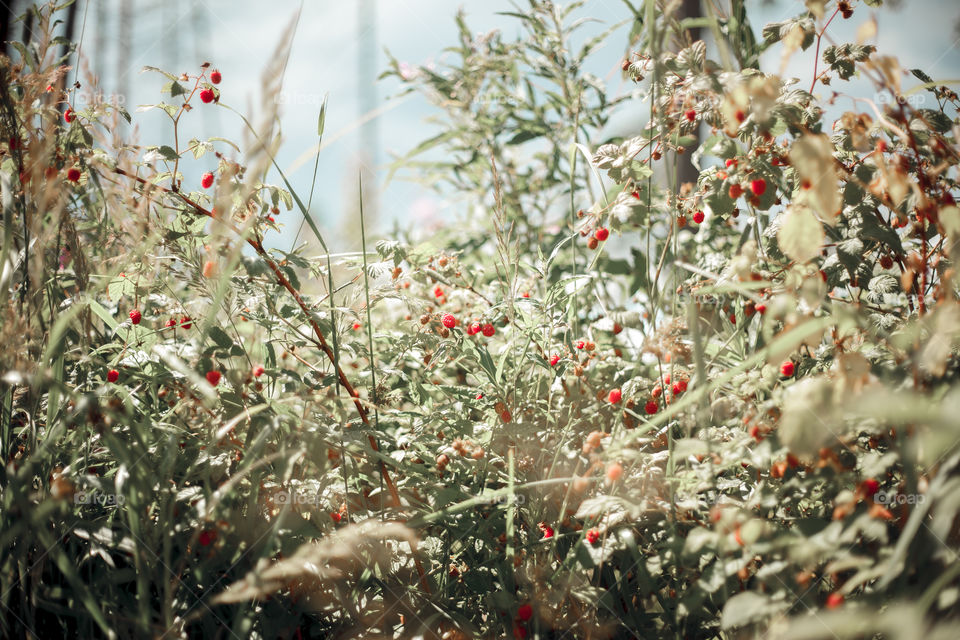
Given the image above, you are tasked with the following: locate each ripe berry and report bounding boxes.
[352,322,361,330]
[107,369,119,383]
[672,382,683,395]
[585,528,600,545]
[198,529,217,546]
[481,323,495,337]
[728,183,744,199]
[645,400,658,415]
[164,318,176,328]
[180,316,192,329]
[576,340,585,350]
[64,108,75,123]
[539,523,554,538]
[517,604,533,622]
[608,388,622,404]
[330,511,341,523]
[826,592,844,609]
[612,322,623,335]
[201,172,214,189]
[879,255,893,269]
[434,286,444,298]
[750,178,767,196]
[549,354,560,366]
[862,478,880,497]
[210,69,222,85]
[67,167,81,182]
[606,462,623,482]
[684,109,696,122]
[780,360,795,377]
[692,210,704,224]
[199,88,215,103]
[442,314,457,329]
[734,109,746,123]
[468,322,481,335]
[755,303,766,314]
[206,370,221,386]
[253,365,265,377]
[129,309,141,325]
[725,158,737,168]
[594,227,609,242]
[676,379,688,392]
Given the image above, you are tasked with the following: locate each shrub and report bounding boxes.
[1,1,959,638]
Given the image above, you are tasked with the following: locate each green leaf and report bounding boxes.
[778,205,823,263]
[208,326,234,350]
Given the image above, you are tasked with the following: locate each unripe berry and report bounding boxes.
[587,237,599,250]
[129,309,141,325]
[606,462,623,482]
[780,360,795,377]
[200,88,215,103]
[206,370,221,386]
[594,227,609,241]
[201,172,214,189]
[749,178,767,196]
[693,210,704,224]
[608,388,622,404]
[210,69,222,84]
[442,314,457,329]
[481,323,495,337]
[107,369,119,383]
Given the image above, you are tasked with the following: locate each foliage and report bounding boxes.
[2,1,960,638]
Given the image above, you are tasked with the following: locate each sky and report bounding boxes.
[50,0,960,251]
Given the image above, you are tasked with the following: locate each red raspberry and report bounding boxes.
[481,323,495,337]
[522,291,530,298]
[330,511,342,523]
[672,382,683,395]
[576,340,585,350]
[442,314,457,329]
[540,523,554,538]
[631,190,640,199]
[585,528,600,545]
[692,211,704,224]
[645,400,658,414]
[684,109,696,122]
[606,462,623,482]
[734,109,746,123]
[862,478,880,497]
[201,172,214,189]
[107,369,119,383]
[549,354,560,366]
[612,322,623,335]
[608,388,622,404]
[879,255,893,269]
[825,593,844,609]
[749,178,767,196]
[434,286,444,298]
[67,167,81,182]
[517,604,533,622]
[210,69,222,85]
[199,88,215,103]
[780,360,795,377]
[663,374,670,385]
[253,365,265,377]
[164,318,176,328]
[725,158,737,168]
[198,529,217,546]
[594,227,609,242]
[476,392,484,400]
[468,322,481,335]
[64,108,75,123]
[206,370,221,386]
[129,309,142,325]
[352,322,361,330]
[676,379,688,392]
[728,183,744,199]
[755,303,766,314]
[180,316,192,329]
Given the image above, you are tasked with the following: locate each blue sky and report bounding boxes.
[69,0,960,251]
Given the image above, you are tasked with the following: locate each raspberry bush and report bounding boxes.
[2,1,960,638]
